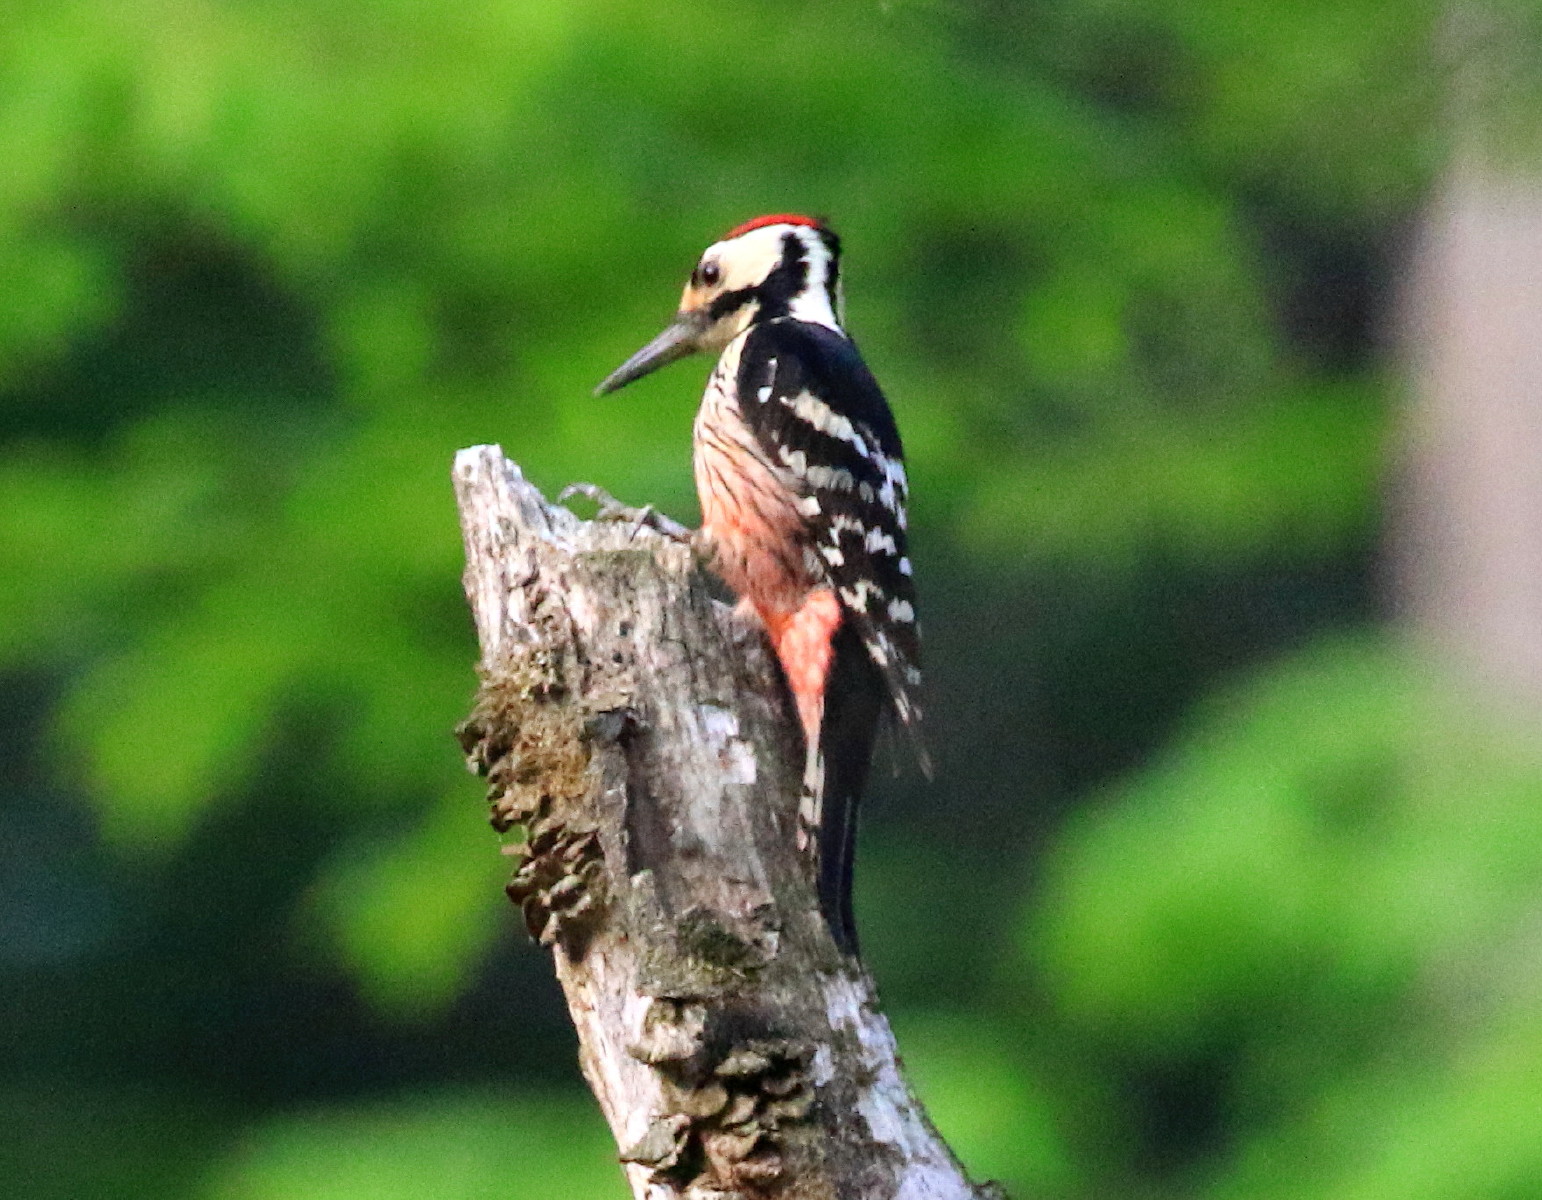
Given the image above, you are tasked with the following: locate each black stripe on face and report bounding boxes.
[751,232,811,321]
[707,286,757,322]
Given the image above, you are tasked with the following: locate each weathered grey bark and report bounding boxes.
[452,444,988,1200]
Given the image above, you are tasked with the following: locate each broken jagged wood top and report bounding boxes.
[452,444,989,1200]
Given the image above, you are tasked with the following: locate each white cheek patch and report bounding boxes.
[714,230,785,295]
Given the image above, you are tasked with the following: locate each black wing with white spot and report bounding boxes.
[735,319,927,761]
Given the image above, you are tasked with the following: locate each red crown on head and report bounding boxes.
[722,213,826,240]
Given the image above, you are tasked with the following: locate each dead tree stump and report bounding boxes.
[452,445,989,1200]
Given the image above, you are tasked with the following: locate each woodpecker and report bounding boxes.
[595,214,926,954]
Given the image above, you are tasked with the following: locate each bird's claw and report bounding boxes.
[559,482,692,543]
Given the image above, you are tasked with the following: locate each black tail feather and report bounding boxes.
[813,624,885,956]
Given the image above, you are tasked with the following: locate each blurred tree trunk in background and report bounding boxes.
[1399,2,1542,709]
[1401,161,1542,707]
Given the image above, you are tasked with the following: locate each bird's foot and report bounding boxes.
[558,482,692,543]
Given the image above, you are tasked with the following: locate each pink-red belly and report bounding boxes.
[695,433,813,615]
[695,432,842,745]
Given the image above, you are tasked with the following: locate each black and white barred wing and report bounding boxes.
[736,320,929,762]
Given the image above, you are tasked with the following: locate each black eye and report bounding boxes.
[700,261,721,287]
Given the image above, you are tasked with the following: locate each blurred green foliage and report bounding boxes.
[206,1092,627,1200]
[1027,639,1542,1198]
[6,1,1541,1199]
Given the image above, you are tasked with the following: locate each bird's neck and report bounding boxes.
[785,285,843,331]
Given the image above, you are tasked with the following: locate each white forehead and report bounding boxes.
[704,223,802,283]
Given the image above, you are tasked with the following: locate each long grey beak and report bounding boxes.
[595,311,707,396]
